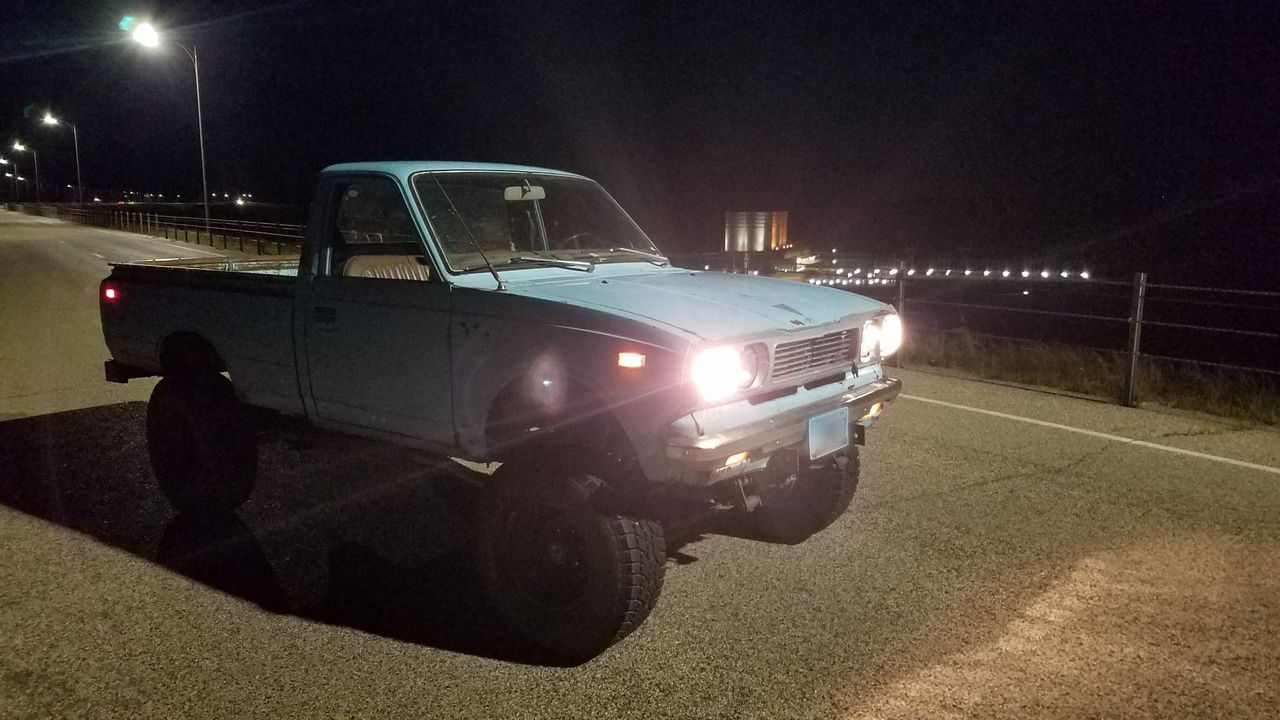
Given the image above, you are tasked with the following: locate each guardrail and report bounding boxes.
[820,260,1279,409]
[10,203,305,256]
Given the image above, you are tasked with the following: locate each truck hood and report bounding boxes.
[506,269,889,341]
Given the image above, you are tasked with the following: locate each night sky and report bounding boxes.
[2,1,1277,284]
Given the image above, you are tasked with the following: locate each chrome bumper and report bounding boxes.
[664,376,902,475]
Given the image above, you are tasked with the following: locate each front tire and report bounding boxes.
[754,448,860,544]
[476,474,666,664]
[146,375,257,513]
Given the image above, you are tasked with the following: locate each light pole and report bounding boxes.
[41,112,83,205]
[4,173,27,200]
[0,158,14,200]
[11,141,39,203]
[131,21,210,234]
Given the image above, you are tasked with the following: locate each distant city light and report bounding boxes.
[1002,269,1011,277]
[704,265,710,270]
[1040,270,1051,278]
[963,269,972,276]
[1060,271,1070,278]
[1022,290,1030,295]
[93,197,101,202]
[853,267,861,274]
[1021,270,1031,278]
[1080,270,1090,279]
[907,269,916,276]
[983,269,992,276]
[926,268,935,276]
[945,269,952,276]
[235,197,245,206]
[889,268,899,275]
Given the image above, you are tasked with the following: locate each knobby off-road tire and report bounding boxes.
[755,448,860,545]
[476,474,666,664]
[146,375,257,513]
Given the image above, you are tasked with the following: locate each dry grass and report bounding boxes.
[905,329,1280,426]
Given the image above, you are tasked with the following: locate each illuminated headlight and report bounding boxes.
[880,314,903,357]
[860,322,881,362]
[690,346,759,402]
[860,314,903,362]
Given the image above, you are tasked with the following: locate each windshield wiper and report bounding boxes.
[609,247,670,266]
[432,176,507,291]
[510,256,595,272]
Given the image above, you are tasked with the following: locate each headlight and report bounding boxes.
[690,346,758,402]
[880,314,903,357]
[861,314,903,362]
[860,321,881,362]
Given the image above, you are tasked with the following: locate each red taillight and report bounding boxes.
[103,285,119,302]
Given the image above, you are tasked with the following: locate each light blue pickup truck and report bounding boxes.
[100,161,902,661]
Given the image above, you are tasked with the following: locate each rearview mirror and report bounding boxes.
[504,185,546,201]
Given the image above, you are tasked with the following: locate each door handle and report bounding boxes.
[313,306,337,323]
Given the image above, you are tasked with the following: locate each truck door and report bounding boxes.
[302,173,454,445]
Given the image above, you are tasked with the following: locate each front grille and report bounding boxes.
[770,329,855,382]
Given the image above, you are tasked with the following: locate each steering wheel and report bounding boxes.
[552,232,595,250]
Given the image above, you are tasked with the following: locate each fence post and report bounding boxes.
[892,259,906,368]
[1121,272,1147,407]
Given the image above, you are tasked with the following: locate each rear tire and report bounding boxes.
[754,448,860,544]
[146,375,257,513]
[476,474,666,664]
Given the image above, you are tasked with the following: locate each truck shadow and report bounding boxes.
[0,401,710,667]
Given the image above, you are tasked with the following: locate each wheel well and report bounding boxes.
[158,332,224,377]
[485,374,638,475]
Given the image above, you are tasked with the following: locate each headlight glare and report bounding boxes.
[879,314,903,357]
[860,321,881,362]
[690,346,755,402]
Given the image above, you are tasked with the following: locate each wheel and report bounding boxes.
[146,375,257,513]
[753,448,860,544]
[476,474,666,663]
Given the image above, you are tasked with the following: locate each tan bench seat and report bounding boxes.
[343,255,431,281]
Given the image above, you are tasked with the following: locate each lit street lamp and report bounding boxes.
[130,21,210,234]
[11,141,39,203]
[0,157,14,199]
[40,112,83,205]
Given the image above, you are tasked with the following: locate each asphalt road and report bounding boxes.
[2,209,1278,719]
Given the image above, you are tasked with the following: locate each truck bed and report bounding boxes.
[108,256,299,287]
[102,256,303,414]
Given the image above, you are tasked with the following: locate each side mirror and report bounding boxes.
[504,185,546,201]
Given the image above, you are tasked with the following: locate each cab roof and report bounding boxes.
[320,161,588,182]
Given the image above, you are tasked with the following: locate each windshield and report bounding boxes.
[412,172,663,273]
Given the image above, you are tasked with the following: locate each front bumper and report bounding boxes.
[664,376,901,481]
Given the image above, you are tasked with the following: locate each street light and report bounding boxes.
[131,21,210,234]
[40,112,83,205]
[0,157,13,200]
[10,141,38,202]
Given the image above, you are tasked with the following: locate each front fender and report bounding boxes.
[450,289,690,482]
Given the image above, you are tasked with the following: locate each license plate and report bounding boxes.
[807,406,850,460]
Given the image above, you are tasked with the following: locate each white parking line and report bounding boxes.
[900,393,1280,476]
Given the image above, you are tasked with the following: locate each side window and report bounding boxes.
[328,177,432,281]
